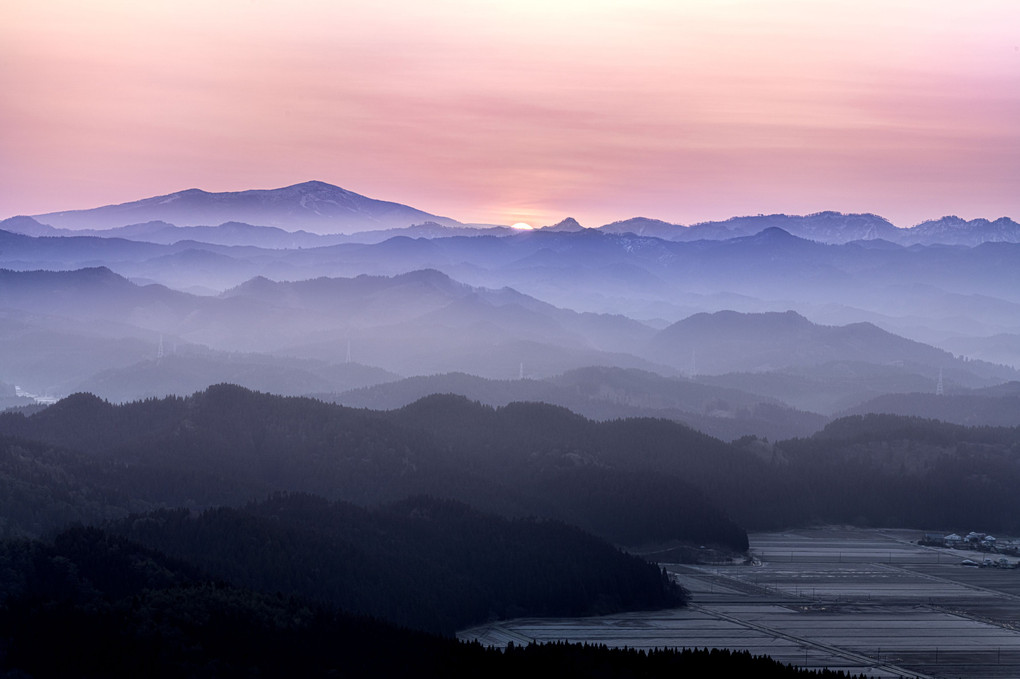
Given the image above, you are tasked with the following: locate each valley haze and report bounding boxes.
[5,0,1020,674]
[2,180,1019,679]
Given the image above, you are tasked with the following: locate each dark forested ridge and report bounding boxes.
[0,385,750,551]
[5,384,1020,544]
[750,414,1020,531]
[0,523,867,678]
[107,493,684,634]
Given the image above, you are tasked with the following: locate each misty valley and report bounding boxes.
[2,183,1020,677]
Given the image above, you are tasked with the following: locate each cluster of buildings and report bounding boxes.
[921,531,1020,567]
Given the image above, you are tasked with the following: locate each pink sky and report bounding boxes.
[2,0,1019,229]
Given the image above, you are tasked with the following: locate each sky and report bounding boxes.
[2,0,1019,229]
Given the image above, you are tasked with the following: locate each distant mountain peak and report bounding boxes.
[393,268,458,287]
[903,215,1020,245]
[541,217,585,232]
[221,275,278,297]
[32,182,462,234]
[755,226,796,238]
[0,265,129,287]
[737,227,806,245]
[292,179,336,190]
[0,215,61,237]
[920,215,968,227]
[676,309,812,330]
[597,217,680,238]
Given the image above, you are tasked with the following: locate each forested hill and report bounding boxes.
[0,523,861,677]
[6,385,1020,550]
[0,385,749,551]
[746,414,1020,531]
[106,493,684,634]
[379,399,1020,534]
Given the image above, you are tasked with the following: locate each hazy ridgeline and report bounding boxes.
[0,265,1016,419]
[4,386,1020,543]
[1,187,1019,676]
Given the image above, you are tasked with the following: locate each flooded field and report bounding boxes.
[459,527,1020,678]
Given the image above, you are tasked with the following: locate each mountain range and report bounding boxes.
[2,180,1019,429]
[1,266,1015,425]
[2,217,1019,377]
[4,180,1018,245]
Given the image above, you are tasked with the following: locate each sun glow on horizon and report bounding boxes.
[510,222,534,230]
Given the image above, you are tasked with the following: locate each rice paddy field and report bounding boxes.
[459,528,1020,678]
